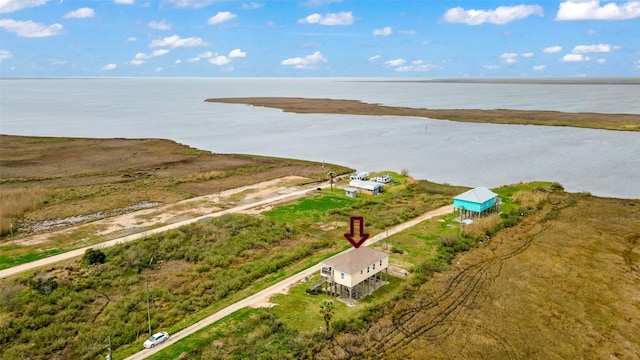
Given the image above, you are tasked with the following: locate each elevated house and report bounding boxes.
[453,186,500,219]
[349,179,384,195]
[319,247,389,302]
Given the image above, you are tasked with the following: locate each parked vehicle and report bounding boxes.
[350,171,369,181]
[373,174,393,183]
[143,332,169,348]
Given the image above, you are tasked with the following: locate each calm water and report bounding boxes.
[1,78,639,199]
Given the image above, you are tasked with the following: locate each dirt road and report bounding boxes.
[123,204,454,360]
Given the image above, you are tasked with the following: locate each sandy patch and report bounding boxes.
[17,176,312,247]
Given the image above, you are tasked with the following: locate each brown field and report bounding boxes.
[316,192,640,359]
[0,135,351,237]
[205,97,640,132]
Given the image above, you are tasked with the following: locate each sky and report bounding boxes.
[0,0,639,77]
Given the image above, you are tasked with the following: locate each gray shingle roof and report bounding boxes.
[321,247,388,274]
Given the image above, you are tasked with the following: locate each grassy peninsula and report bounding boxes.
[205,97,640,132]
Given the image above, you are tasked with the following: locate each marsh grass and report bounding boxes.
[0,135,351,239]
[207,97,640,132]
[0,188,50,234]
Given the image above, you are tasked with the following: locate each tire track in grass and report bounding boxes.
[361,213,551,359]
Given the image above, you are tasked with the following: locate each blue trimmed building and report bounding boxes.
[453,187,500,217]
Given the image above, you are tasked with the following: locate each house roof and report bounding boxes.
[321,247,388,274]
[454,186,498,204]
[349,180,384,191]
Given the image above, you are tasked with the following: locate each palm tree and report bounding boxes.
[320,299,334,333]
[327,170,336,192]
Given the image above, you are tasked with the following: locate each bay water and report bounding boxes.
[1,78,639,199]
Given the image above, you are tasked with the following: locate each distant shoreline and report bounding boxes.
[347,78,640,85]
[2,77,640,85]
[205,97,640,132]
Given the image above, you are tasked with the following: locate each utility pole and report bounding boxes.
[106,335,112,360]
[146,281,152,337]
[458,207,463,238]
[10,222,15,261]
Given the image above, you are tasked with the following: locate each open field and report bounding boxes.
[0,135,353,265]
[0,135,464,359]
[1,136,637,360]
[314,191,640,359]
[205,97,640,132]
[135,183,639,360]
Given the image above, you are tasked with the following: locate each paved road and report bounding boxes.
[0,185,326,279]
[124,204,454,360]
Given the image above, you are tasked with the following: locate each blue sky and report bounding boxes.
[0,0,639,77]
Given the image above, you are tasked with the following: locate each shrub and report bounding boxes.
[30,276,58,296]
[82,248,106,265]
[391,246,404,254]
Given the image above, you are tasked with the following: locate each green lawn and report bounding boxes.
[0,248,63,270]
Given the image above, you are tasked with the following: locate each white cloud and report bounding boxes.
[101,63,117,71]
[208,11,237,25]
[163,0,215,8]
[242,2,263,10]
[187,57,200,63]
[596,58,606,63]
[0,50,13,62]
[484,64,500,70]
[556,0,640,20]
[130,49,170,65]
[533,65,547,70]
[522,52,534,58]
[114,0,134,4]
[573,43,616,53]
[562,54,589,62]
[280,51,327,70]
[205,49,246,66]
[443,4,543,25]
[149,35,206,48]
[0,0,47,14]
[500,52,518,64]
[368,55,381,62]
[398,29,417,35]
[64,7,95,19]
[635,60,640,70]
[127,36,137,42]
[209,56,231,65]
[298,12,355,25]
[174,59,181,64]
[394,60,440,72]
[149,20,172,30]
[385,58,406,67]
[373,26,392,36]
[0,19,63,37]
[301,0,343,7]
[543,45,563,53]
[151,49,170,57]
[228,49,246,58]
[198,51,214,58]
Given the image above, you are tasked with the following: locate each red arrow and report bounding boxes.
[344,216,369,249]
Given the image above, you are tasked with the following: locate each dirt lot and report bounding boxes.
[317,193,640,359]
[0,135,351,239]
